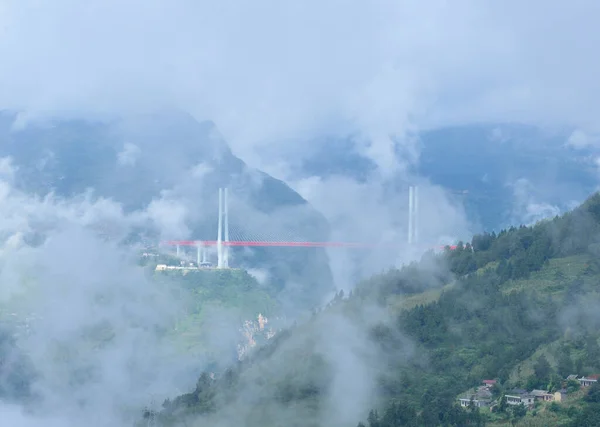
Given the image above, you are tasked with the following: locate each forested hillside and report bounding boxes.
[143,193,600,427]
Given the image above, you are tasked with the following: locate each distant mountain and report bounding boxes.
[0,111,333,310]
[418,124,598,230]
[296,124,599,231]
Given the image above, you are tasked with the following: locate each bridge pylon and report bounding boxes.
[216,187,229,268]
[408,185,419,245]
[224,187,229,267]
[196,241,209,266]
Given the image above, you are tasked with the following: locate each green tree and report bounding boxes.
[584,382,600,403]
[525,375,542,391]
[510,403,527,426]
[498,394,508,413]
[533,355,552,385]
[557,350,574,378]
[549,402,561,412]
[585,336,600,364]
[367,409,380,427]
[570,404,600,426]
[381,401,418,427]
[566,379,581,394]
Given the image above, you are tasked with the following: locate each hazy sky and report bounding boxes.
[1,0,599,171]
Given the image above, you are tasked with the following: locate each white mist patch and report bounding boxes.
[246,268,270,286]
[0,228,200,426]
[0,157,17,181]
[146,194,190,240]
[190,162,213,179]
[189,299,403,427]
[291,174,471,294]
[510,177,562,225]
[317,312,380,427]
[566,129,600,150]
[0,181,209,426]
[117,142,141,166]
[0,402,71,427]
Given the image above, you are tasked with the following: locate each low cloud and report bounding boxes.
[510,177,562,226]
[246,268,270,286]
[146,194,190,240]
[117,142,141,167]
[291,173,470,291]
[1,1,600,177]
[0,171,211,426]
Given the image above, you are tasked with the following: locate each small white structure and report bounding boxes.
[578,375,598,387]
[505,390,535,408]
[459,397,491,408]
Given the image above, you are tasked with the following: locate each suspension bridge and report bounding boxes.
[159,186,458,269]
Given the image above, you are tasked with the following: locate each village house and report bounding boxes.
[505,389,535,408]
[459,396,491,408]
[578,375,599,387]
[458,386,493,408]
[530,389,554,402]
[554,389,567,402]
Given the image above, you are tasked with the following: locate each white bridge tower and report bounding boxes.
[408,185,419,245]
[217,187,230,268]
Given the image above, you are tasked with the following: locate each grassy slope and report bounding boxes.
[491,254,597,384]
[501,255,591,296]
[386,255,588,315]
[397,254,591,307]
[386,283,455,312]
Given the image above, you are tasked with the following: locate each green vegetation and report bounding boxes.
[151,268,281,358]
[155,269,279,318]
[146,192,600,426]
[140,251,280,319]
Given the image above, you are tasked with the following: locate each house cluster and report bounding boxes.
[155,263,193,271]
[154,261,241,272]
[503,388,563,409]
[458,374,598,410]
[141,252,159,258]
